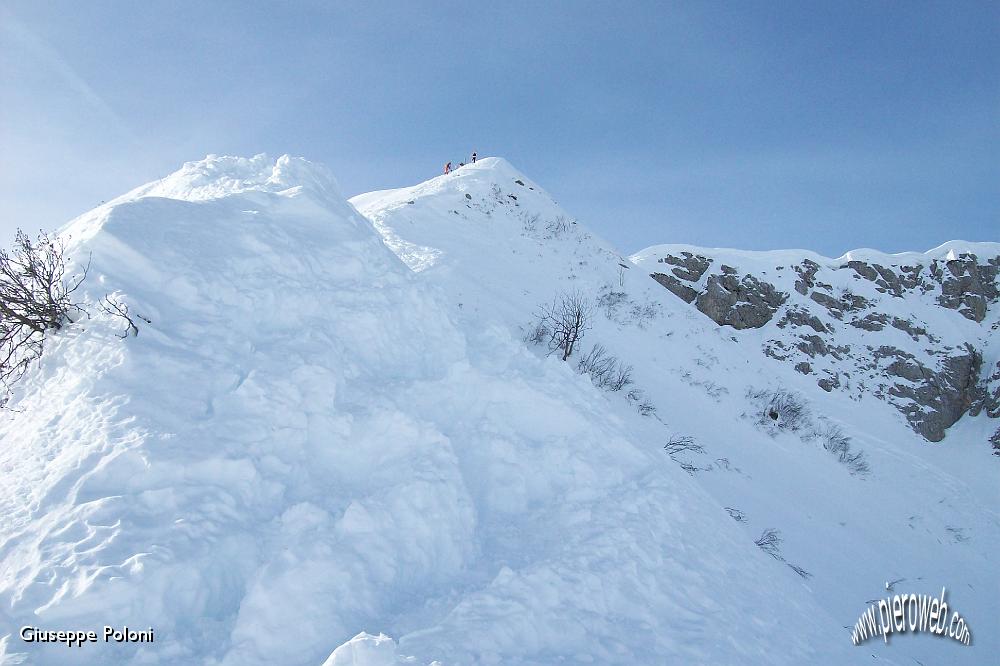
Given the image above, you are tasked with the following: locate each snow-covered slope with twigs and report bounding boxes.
[0,155,995,665]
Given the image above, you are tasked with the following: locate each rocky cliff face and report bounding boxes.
[633,243,1000,444]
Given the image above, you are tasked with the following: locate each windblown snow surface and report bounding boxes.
[0,155,995,664]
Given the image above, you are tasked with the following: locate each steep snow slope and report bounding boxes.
[1,155,857,664]
[352,158,998,665]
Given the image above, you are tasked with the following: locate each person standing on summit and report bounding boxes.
[444,161,452,175]
[470,152,477,163]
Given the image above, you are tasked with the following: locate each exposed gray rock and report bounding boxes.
[932,254,1000,322]
[763,340,790,361]
[882,345,983,442]
[846,260,878,282]
[846,261,925,296]
[649,252,713,304]
[657,252,711,282]
[809,291,844,319]
[818,372,841,392]
[850,313,889,331]
[777,306,827,333]
[694,274,787,330]
[891,317,934,342]
[809,288,869,320]
[793,259,820,296]
[971,359,1000,419]
[642,247,1000,445]
[796,335,828,358]
[650,273,698,303]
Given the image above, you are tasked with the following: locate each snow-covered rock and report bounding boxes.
[632,243,1000,442]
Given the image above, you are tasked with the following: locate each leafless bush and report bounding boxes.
[532,291,591,361]
[545,215,574,238]
[786,562,812,579]
[663,434,704,456]
[817,423,850,455]
[576,343,633,392]
[725,507,746,522]
[597,288,628,318]
[1,229,88,393]
[622,387,657,416]
[628,301,659,328]
[748,387,810,433]
[677,460,701,474]
[754,528,783,559]
[812,421,871,476]
[520,211,540,234]
[100,294,148,338]
[754,527,810,577]
[490,184,504,204]
[523,320,550,345]
[637,400,657,417]
[841,449,870,476]
[662,434,705,473]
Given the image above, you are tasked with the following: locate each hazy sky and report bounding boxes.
[1,1,997,256]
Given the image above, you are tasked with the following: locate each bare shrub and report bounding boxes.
[520,211,540,234]
[817,423,850,456]
[523,320,550,345]
[812,421,871,476]
[663,434,704,456]
[663,434,706,474]
[628,301,659,328]
[786,562,812,579]
[724,507,746,522]
[637,400,657,417]
[533,291,591,361]
[841,449,870,476]
[754,528,783,560]
[545,215,574,238]
[490,184,504,204]
[576,343,633,392]
[754,527,810,577]
[100,294,149,338]
[597,288,628,318]
[1,229,88,392]
[748,387,810,433]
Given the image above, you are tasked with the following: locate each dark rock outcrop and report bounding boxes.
[880,345,983,442]
[643,247,1000,444]
[694,274,787,329]
[931,254,1000,322]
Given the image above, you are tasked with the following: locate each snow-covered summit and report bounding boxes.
[120,153,343,204]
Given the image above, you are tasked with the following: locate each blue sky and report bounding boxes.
[1,1,996,256]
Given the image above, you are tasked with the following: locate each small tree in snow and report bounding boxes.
[0,229,87,393]
[535,291,591,361]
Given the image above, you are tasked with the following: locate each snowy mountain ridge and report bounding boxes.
[0,154,996,665]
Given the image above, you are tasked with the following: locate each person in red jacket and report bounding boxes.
[444,161,452,175]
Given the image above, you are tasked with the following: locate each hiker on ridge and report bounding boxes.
[470,151,477,163]
[444,162,452,175]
